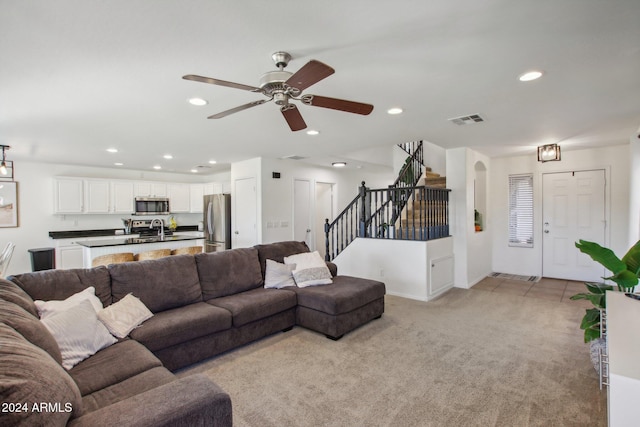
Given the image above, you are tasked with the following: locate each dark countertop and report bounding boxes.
[49,225,199,239]
[76,234,203,248]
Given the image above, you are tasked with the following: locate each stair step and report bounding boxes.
[422,176,447,188]
[425,171,440,179]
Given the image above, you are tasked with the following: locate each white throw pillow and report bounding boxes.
[97,294,153,338]
[264,260,297,289]
[283,251,333,288]
[35,286,103,319]
[41,299,117,370]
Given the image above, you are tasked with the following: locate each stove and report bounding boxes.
[130,219,173,237]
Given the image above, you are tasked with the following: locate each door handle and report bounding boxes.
[234,231,239,235]
[306,229,311,233]
[544,230,549,234]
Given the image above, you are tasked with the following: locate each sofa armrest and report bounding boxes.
[69,374,232,427]
[326,262,338,277]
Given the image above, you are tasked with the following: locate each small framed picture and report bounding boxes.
[0,181,18,227]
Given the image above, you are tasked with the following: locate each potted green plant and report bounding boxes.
[572,239,640,374]
[571,239,640,342]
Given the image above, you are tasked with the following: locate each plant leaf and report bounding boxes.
[584,282,614,294]
[575,240,626,274]
[621,239,640,278]
[608,270,639,290]
[584,327,601,343]
[579,308,601,330]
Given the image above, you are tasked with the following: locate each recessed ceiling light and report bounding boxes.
[114,162,123,166]
[190,169,198,173]
[387,107,403,115]
[106,148,118,153]
[332,162,347,168]
[153,165,161,170]
[188,98,208,106]
[163,154,173,159]
[208,160,217,164]
[519,70,543,82]
[306,130,320,136]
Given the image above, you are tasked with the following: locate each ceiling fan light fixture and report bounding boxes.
[387,107,403,115]
[332,162,347,168]
[188,97,208,106]
[519,70,543,82]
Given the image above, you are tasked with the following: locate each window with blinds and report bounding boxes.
[508,174,534,247]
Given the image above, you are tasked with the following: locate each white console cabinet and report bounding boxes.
[607,291,640,426]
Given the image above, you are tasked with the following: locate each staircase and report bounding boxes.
[323,141,451,261]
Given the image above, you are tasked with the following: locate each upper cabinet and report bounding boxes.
[111,181,134,214]
[189,184,204,213]
[167,183,190,213]
[84,179,111,213]
[54,177,227,215]
[134,182,167,198]
[54,178,84,214]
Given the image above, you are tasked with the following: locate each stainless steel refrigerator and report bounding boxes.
[204,194,231,252]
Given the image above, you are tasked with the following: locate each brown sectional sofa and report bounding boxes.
[0,241,385,426]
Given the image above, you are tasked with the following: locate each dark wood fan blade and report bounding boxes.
[281,104,307,131]
[207,100,267,119]
[302,95,374,115]
[285,60,335,92]
[183,74,262,92]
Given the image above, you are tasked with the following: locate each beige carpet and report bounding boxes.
[177,289,607,426]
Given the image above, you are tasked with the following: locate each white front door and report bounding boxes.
[233,177,257,248]
[293,179,312,248]
[542,170,606,281]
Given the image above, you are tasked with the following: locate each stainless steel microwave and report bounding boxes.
[134,197,170,215]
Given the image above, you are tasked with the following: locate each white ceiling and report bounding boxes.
[1,0,639,175]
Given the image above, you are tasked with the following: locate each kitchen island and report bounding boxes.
[77,234,204,268]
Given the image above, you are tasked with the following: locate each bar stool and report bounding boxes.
[171,246,203,255]
[92,252,134,267]
[134,249,171,261]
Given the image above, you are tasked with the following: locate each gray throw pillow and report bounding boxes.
[264,260,296,289]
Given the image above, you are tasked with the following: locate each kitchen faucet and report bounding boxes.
[150,218,165,240]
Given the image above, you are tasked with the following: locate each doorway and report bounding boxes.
[293,179,312,248]
[542,170,606,281]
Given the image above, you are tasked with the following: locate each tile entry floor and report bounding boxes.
[473,276,592,308]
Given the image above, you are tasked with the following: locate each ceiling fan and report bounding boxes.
[183,52,374,131]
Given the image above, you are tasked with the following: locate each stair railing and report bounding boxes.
[324,181,450,261]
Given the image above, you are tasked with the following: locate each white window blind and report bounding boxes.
[508,174,534,247]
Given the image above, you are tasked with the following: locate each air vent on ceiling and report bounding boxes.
[449,114,485,126]
[281,155,307,160]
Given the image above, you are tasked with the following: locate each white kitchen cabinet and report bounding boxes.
[57,245,84,269]
[189,184,204,213]
[54,178,84,214]
[168,183,190,213]
[134,182,168,198]
[84,179,111,213]
[111,181,134,213]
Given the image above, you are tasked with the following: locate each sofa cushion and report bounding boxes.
[10,266,112,308]
[109,255,202,313]
[81,366,175,414]
[207,287,297,327]
[284,251,333,287]
[0,323,82,425]
[97,294,154,338]
[42,299,118,370]
[254,241,310,279]
[0,278,38,317]
[0,299,62,364]
[130,302,232,352]
[195,248,264,299]
[35,286,103,319]
[291,275,386,315]
[69,340,163,396]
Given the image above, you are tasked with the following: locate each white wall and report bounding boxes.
[491,144,631,277]
[259,158,394,248]
[446,148,493,288]
[0,161,228,276]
